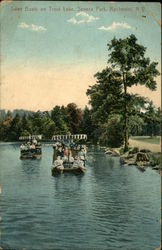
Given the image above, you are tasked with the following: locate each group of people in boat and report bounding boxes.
[53,142,87,167]
[20,138,39,151]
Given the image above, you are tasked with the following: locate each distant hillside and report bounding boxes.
[0,110,6,120]
[12,109,34,118]
[0,109,34,119]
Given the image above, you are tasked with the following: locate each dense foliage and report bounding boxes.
[0,101,160,143]
[0,104,83,141]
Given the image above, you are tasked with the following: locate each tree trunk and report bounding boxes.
[123,73,129,152]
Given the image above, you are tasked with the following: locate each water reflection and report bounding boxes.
[20,159,41,176]
[52,172,84,192]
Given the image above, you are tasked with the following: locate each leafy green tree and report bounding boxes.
[99,114,124,147]
[87,68,124,145]
[31,111,43,134]
[81,106,96,142]
[128,115,145,136]
[39,111,56,139]
[107,34,160,151]
[45,121,56,139]
[21,114,31,136]
[87,67,122,125]
[143,101,161,136]
[66,103,82,134]
[51,106,69,134]
[25,115,34,135]
[0,111,12,141]
[9,114,22,140]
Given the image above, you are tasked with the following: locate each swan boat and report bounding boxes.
[51,134,87,175]
[19,135,42,159]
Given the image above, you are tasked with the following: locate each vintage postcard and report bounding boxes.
[0,1,161,250]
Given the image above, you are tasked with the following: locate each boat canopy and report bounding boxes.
[52,134,87,141]
[19,135,42,141]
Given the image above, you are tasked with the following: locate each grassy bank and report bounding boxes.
[131,136,160,145]
[129,138,161,153]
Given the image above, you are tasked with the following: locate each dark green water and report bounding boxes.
[0,144,160,250]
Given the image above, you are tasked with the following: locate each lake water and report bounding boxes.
[0,144,161,250]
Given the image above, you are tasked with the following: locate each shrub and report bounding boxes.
[99,114,124,148]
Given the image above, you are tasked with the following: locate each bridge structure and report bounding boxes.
[19,135,42,141]
[52,134,87,141]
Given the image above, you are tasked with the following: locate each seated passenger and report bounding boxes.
[69,156,74,162]
[27,142,31,149]
[78,149,85,159]
[54,156,63,168]
[20,144,25,150]
[64,147,69,157]
[56,146,64,159]
[33,138,37,145]
[31,144,36,149]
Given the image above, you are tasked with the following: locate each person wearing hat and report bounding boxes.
[56,145,64,159]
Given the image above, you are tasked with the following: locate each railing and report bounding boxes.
[52,134,87,141]
[19,135,42,140]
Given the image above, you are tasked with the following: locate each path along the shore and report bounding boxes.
[129,138,161,153]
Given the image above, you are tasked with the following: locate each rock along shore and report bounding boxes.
[105,146,161,172]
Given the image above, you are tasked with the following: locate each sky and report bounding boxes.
[0,1,161,111]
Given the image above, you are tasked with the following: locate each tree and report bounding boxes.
[107,34,160,151]
[40,111,56,139]
[51,106,69,134]
[128,115,145,136]
[66,103,82,134]
[29,111,42,134]
[21,114,31,136]
[143,101,161,136]
[87,68,124,145]
[87,67,123,125]
[9,114,22,140]
[99,114,124,147]
[81,106,96,142]
[0,111,12,141]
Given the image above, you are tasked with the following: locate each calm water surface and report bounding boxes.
[0,144,160,250]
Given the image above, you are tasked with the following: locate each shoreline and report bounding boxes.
[105,141,161,172]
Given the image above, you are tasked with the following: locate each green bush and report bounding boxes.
[148,153,161,166]
[99,114,124,148]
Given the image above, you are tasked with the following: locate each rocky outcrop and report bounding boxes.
[105,148,120,156]
[139,149,151,153]
[112,149,120,156]
[136,152,149,162]
[152,166,160,170]
[105,149,113,155]
[105,146,161,171]
[147,152,161,167]
[128,147,139,154]
[119,147,160,171]
[120,151,136,165]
